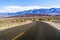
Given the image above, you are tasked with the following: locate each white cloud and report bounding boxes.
[52,6,60,8]
[0,10,6,13]
[1,6,23,13]
[0,6,60,13]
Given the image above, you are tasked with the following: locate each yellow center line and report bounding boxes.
[12,32,24,40]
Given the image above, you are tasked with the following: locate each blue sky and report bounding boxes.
[0,0,60,13]
[0,0,60,7]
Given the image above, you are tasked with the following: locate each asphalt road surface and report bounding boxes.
[0,21,60,40]
[0,21,36,40]
[16,21,60,40]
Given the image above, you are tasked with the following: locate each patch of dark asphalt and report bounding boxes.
[16,21,60,40]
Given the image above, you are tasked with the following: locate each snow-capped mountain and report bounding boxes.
[16,8,60,15]
[0,8,60,17]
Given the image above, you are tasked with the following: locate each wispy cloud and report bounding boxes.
[0,6,44,13]
[0,6,60,13]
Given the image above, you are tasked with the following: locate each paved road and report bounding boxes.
[16,21,60,40]
[0,22,36,40]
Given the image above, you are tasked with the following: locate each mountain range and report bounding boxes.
[0,8,60,17]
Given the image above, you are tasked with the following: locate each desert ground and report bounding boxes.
[0,16,60,31]
[0,17,32,31]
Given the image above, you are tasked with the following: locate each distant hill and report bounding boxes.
[17,8,60,14]
[0,8,60,17]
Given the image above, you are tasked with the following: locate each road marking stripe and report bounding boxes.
[12,32,24,40]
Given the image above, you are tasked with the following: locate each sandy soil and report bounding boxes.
[0,21,32,31]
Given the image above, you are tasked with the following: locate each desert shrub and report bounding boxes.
[20,20,23,22]
[47,18,51,21]
[39,18,42,21]
[0,21,2,22]
[11,20,15,23]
